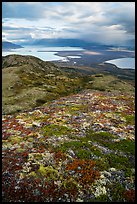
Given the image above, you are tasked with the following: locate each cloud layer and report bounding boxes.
[2,2,135,46]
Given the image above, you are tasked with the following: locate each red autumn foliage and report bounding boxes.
[124,189,135,202]
[66,159,100,186]
[54,151,67,163]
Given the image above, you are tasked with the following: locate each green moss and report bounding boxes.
[78,137,102,156]
[37,165,47,176]
[125,115,135,125]
[27,137,34,142]
[109,182,125,202]
[95,194,109,202]
[63,178,78,190]
[19,172,26,179]
[124,168,134,177]
[28,171,38,178]
[9,136,22,144]
[67,104,85,113]
[42,124,71,137]
[103,139,135,155]
[95,158,110,171]
[114,139,135,154]
[87,130,135,156]
[87,130,116,143]
[57,138,103,160]
[28,153,43,161]
[76,149,92,159]
[90,146,103,157]
[105,153,133,170]
[16,148,26,153]
[37,165,58,180]
[58,140,84,153]
[34,154,43,160]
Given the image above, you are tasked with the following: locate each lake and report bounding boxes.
[105,58,135,69]
[2,46,84,61]
[2,47,135,69]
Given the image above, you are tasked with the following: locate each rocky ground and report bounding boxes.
[2,89,135,202]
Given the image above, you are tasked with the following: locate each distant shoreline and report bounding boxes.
[55,49,135,67]
[2,46,135,67]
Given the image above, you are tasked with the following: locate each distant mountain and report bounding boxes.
[31,38,111,49]
[2,41,23,50]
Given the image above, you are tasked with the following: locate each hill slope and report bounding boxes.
[2,54,87,114]
[2,54,135,114]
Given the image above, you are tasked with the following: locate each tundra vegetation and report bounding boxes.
[2,55,135,202]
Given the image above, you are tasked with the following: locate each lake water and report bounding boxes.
[3,46,135,69]
[2,46,84,61]
[105,58,135,69]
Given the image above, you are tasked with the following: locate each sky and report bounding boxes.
[2,2,135,46]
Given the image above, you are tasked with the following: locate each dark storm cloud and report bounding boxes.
[2,2,135,46]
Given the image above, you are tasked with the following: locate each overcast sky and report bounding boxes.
[2,2,135,46]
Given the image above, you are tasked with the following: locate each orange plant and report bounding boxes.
[66,159,100,187]
[124,189,135,202]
